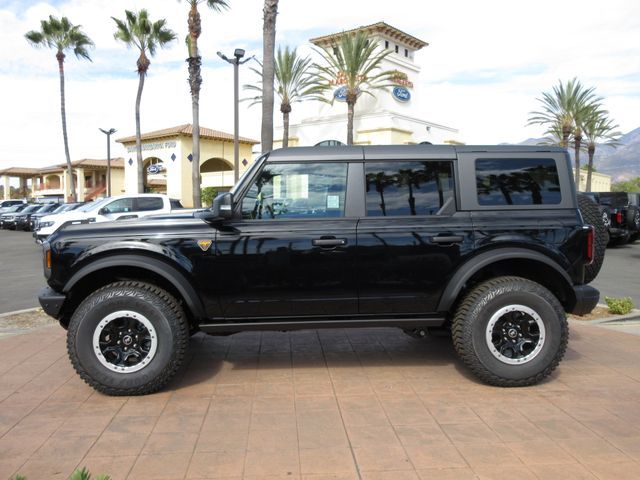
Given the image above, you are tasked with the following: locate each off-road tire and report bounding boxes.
[451,276,568,387]
[627,207,640,242]
[67,281,189,396]
[578,194,606,283]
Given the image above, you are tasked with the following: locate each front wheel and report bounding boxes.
[451,276,568,387]
[67,281,189,395]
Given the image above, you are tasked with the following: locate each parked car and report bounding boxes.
[15,203,60,231]
[0,199,26,214]
[598,192,640,243]
[30,202,84,231]
[39,145,599,395]
[0,204,29,229]
[581,192,631,245]
[34,194,193,242]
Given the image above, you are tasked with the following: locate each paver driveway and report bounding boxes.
[1,321,639,480]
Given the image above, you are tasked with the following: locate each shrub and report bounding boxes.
[201,187,219,208]
[604,296,635,315]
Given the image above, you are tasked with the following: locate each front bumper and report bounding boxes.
[38,286,66,318]
[571,284,600,316]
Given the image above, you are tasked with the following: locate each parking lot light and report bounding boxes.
[99,128,116,197]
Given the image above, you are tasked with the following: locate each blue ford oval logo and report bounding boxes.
[147,164,164,174]
[334,86,361,102]
[392,86,411,102]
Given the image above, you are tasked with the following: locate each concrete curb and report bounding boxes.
[0,307,40,319]
[583,304,640,325]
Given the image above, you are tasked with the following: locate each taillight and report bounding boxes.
[585,226,594,265]
[616,211,623,224]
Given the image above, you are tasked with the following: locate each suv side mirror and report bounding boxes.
[212,192,234,219]
[98,207,107,215]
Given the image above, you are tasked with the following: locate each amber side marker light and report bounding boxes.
[46,249,52,270]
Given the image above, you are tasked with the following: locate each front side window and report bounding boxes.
[241,162,348,220]
[103,198,134,214]
[365,161,454,216]
[476,158,561,206]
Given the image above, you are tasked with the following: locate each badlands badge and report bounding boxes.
[197,239,212,252]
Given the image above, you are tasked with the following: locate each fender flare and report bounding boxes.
[437,247,574,312]
[63,254,207,319]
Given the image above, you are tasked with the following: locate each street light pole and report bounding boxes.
[217,49,253,183]
[99,128,116,197]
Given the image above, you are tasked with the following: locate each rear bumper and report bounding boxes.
[38,287,66,318]
[571,284,600,316]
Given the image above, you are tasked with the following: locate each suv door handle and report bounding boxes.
[432,235,464,244]
[312,237,347,248]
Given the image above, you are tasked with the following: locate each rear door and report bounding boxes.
[356,154,474,314]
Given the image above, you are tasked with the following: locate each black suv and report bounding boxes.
[599,192,640,243]
[39,145,599,395]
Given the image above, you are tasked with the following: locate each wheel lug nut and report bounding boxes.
[117,340,121,344]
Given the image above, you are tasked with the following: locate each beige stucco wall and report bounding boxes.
[575,169,612,192]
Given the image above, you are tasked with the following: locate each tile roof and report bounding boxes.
[0,167,41,176]
[116,124,259,145]
[309,22,428,50]
[38,158,125,173]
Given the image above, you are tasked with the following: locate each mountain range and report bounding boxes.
[515,127,640,182]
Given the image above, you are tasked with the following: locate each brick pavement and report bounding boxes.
[1,321,639,480]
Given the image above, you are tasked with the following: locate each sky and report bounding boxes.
[1,0,639,170]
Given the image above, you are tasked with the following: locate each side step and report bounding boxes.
[198,317,446,333]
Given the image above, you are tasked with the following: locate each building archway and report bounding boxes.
[44,175,61,189]
[143,157,166,193]
[201,158,234,190]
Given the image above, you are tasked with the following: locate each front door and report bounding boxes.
[211,161,358,319]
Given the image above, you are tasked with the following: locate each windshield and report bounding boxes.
[230,154,267,197]
[76,198,111,212]
[22,205,42,213]
[5,205,23,213]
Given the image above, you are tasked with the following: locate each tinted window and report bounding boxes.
[241,162,348,219]
[476,158,561,206]
[102,198,134,214]
[136,197,164,211]
[365,161,454,216]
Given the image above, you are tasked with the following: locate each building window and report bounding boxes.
[475,158,561,205]
[385,40,389,49]
[333,47,338,56]
[395,45,399,54]
[365,161,454,216]
[405,48,409,57]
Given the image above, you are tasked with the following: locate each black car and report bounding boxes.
[29,203,82,231]
[39,145,599,395]
[15,203,60,231]
[0,204,29,229]
[598,192,640,243]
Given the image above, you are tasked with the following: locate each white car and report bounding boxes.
[34,194,190,242]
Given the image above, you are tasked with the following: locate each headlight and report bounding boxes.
[39,221,54,228]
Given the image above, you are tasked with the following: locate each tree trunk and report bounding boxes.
[187,2,202,208]
[574,134,582,189]
[188,56,202,209]
[281,103,290,148]
[346,100,355,145]
[561,124,571,149]
[135,71,146,193]
[586,145,595,192]
[261,0,278,153]
[57,51,76,202]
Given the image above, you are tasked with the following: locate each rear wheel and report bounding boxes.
[67,281,189,395]
[452,276,568,387]
[577,194,607,283]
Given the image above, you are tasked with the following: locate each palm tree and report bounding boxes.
[582,111,621,192]
[245,47,322,147]
[112,10,176,194]
[261,0,279,152]
[528,78,600,186]
[313,31,394,145]
[25,16,93,202]
[184,0,229,208]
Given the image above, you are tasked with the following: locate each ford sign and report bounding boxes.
[147,164,165,174]
[333,86,361,102]
[392,86,411,103]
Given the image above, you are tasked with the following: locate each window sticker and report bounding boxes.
[327,195,340,209]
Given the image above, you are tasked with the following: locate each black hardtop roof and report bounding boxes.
[266,144,566,162]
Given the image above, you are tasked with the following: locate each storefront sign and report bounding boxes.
[334,86,361,102]
[126,141,177,153]
[392,86,411,102]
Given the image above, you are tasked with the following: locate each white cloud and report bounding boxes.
[1,0,639,170]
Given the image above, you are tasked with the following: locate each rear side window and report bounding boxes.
[365,161,454,216]
[136,197,164,211]
[102,198,134,214]
[476,158,561,206]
